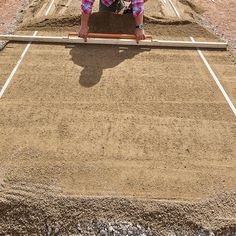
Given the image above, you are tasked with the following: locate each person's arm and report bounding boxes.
[132,0,145,41]
[79,13,90,38]
[134,13,145,41]
[79,0,95,38]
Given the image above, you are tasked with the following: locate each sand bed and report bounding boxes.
[0,0,236,234]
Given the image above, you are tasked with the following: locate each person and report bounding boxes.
[79,0,146,41]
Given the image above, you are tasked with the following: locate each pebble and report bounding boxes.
[108,226,114,232]
[47,226,52,236]
[77,223,82,233]
[100,229,108,236]
[54,226,60,234]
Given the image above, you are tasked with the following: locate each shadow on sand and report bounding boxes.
[70,45,148,87]
[69,12,150,88]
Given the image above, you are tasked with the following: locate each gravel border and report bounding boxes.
[0,0,28,50]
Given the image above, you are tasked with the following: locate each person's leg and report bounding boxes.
[99,0,126,14]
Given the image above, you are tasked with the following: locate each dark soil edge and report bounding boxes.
[0,191,236,235]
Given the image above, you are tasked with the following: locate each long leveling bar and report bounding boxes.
[0,33,228,49]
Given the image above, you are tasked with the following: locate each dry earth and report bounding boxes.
[192,0,236,51]
[0,0,27,49]
[0,0,236,235]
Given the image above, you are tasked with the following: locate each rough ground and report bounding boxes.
[0,0,236,235]
[0,0,27,49]
[192,0,236,51]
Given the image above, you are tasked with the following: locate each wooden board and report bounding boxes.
[0,34,228,49]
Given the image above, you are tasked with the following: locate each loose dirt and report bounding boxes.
[0,0,236,235]
[0,0,27,49]
[191,0,236,52]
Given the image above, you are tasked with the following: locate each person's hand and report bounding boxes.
[135,28,146,43]
[79,25,89,41]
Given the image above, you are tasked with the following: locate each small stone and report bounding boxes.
[166,231,176,236]
[54,226,60,234]
[47,226,52,236]
[100,229,107,236]
[137,224,142,230]
[108,226,114,233]
[77,223,82,233]
[128,230,133,235]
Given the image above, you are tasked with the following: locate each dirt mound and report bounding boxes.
[20,14,81,31]
[20,12,194,31]
[0,184,236,235]
[144,15,193,25]
[89,13,135,34]
[179,0,204,14]
[19,12,214,39]
[20,13,136,33]
[17,0,208,36]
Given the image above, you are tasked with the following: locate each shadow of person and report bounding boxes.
[69,12,150,88]
[70,45,147,87]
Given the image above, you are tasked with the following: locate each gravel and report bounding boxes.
[0,0,28,50]
[46,220,153,236]
[44,220,222,236]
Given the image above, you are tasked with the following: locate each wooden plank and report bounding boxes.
[0,35,228,49]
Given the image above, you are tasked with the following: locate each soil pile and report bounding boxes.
[18,11,215,41]
[0,185,236,235]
